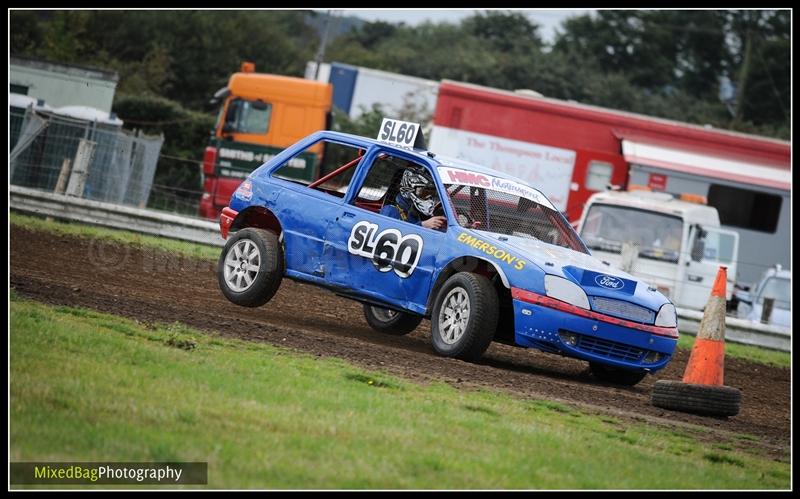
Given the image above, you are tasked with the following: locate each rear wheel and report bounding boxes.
[217,228,283,307]
[589,362,648,386]
[363,304,423,336]
[431,272,498,361]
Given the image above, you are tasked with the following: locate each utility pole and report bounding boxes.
[314,10,335,81]
[733,28,753,124]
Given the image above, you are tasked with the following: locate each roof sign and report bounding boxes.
[377,118,425,149]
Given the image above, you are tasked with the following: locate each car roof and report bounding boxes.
[324,130,542,190]
[586,190,721,225]
[430,153,530,183]
[762,267,791,281]
[325,130,432,160]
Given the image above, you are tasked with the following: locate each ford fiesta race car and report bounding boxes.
[216,119,679,386]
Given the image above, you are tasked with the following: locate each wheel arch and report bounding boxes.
[425,255,510,316]
[230,205,283,237]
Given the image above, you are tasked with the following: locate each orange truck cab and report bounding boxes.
[199,62,332,220]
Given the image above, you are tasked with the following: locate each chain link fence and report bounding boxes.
[147,181,206,216]
[10,106,164,208]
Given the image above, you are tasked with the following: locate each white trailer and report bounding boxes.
[306,61,439,121]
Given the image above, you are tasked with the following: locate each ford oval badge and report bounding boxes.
[595,274,624,290]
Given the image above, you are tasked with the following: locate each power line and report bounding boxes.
[121,116,214,126]
[158,154,203,165]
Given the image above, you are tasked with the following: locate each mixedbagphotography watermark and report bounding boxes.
[10,462,207,485]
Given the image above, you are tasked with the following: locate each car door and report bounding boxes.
[678,224,739,307]
[270,139,362,278]
[322,150,446,314]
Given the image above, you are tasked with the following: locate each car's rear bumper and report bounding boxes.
[219,207,238,239]
[511,292,677,372]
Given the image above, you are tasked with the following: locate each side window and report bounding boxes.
[354,154,408,205]
[355,154,443,229]
[273,140,362,198]
[699,230,735,264]
[708,184,782,233]
[224,98,271,134]
[585,160,613,191]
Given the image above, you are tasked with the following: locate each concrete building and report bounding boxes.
[10,56,119,113]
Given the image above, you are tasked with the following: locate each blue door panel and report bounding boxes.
[323,206,443,313]
[275,184,343,277]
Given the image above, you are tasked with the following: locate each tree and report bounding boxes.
[725,10,789,130]
[550,9,788,138]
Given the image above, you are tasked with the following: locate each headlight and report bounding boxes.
[655,303,677,327]
[544,275,590,310]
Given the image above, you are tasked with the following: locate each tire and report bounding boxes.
[651,379,741,417]
[589,362,648,386]
[431,272,498,361]
[217,228,283,308]
[363,304,423,336]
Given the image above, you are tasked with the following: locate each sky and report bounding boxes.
[331,9,595,43]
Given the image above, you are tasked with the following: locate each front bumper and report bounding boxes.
[511,290,678,372]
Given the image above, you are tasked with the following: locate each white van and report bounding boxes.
[575,189,739,311]
[734,266,791,328]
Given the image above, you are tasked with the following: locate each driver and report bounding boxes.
[381,168,447,230]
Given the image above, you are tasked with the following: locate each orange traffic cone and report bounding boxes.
[651,266,741,417]
[682,266,728,386]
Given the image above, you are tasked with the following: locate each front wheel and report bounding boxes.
[431,272,498,361]
[217,228,283,307]
[589,362,648,386]
[363,304,423,336]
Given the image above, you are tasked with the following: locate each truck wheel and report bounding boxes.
[651,380,741,417]
[589,362,648,386]
[363,304,423,336]
[431,272,498,361]
[217,228,283,307]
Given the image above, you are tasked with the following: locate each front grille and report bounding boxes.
[575,333,645,362]
[591,296,655,324]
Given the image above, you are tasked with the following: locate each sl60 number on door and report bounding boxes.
[348,221,423,278]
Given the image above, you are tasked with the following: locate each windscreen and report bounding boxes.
[580,204,683,263]
[443,182,587,253]
[223,98,272,134]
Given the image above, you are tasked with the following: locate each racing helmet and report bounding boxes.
[399,168,439,217]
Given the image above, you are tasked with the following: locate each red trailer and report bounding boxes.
[428,80,789,220]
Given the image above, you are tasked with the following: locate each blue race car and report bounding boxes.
[217,119,678,386]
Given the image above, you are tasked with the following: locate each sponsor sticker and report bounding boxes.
[457,232,526,270]
[234,180,253,201]
[594,274,625,290]
[348,221,423,278]
[580,270,635,295]
[437,167,555,210]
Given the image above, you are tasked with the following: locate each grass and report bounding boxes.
[677,334,790,369]
[10,297,790,490]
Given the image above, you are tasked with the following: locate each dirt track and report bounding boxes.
[10,226,791,459]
